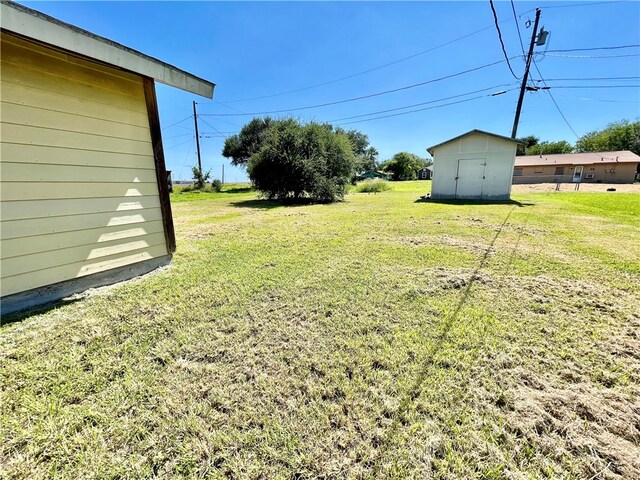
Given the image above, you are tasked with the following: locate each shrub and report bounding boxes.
[247,120,355,203]
[192,166,211,190]
[353,179,391,193]
[211,179,223,192]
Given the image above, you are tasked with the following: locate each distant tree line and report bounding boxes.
[517,119,639,156]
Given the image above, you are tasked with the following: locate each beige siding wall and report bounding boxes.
[512,162,638,184]
[0,33,168,297]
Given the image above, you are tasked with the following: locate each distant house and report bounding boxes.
[427,130,524,200]
[417,166,432,180]
[513,151,640,184]
[356,171,392,181]
[0,2,215,314]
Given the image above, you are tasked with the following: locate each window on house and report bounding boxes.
[513,168,523,176]
[554,167,565,175]
[534,168,543,174]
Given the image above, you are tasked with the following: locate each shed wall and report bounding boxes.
[431,134,517,200]
[0,32,169,297]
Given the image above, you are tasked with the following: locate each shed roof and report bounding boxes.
[427,129,524,155]
[0,0,215,98]
[514,150,640,167]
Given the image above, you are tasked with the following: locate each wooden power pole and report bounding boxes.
[193,101,202,172]
[511,8,542,139]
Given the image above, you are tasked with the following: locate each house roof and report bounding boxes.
[514,150,640,167]
[427,129,525,154]
[0,0,215,98]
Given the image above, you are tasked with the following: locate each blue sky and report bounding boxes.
[21,1,640,182]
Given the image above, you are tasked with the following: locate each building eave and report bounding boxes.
[427,129,525,155]
[0,0,215,98]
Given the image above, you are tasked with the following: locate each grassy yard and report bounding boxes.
[1,181,639,479]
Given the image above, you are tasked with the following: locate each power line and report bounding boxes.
[548,85,640,89]
[218,21,511,104]
[539,53,640,59]
[161,115,192,130]
[545,44,640,52]
[519,1,625,16]
[198,116,231,139]
[165,137,194,150]
[542,1,625,9]
[489,0,520,79]
[200,58,511,117]
[533,76,640,81]
[336,94,494,127]
[327,83,517,122]
[510,0,526,58]
[553,94,640,104]
[532,59,580,139]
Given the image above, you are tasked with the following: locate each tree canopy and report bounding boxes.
[236,118,355,203]
[334,128,378,174]
[525,140,574,156]
[379,152,429,181]
[576,120,640,156]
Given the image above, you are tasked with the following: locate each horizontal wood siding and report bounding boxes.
[0,32,169,297]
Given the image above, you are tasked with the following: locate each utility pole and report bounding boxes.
[511,8,542,139]
[222,164,225,185]
[193,101,202,172]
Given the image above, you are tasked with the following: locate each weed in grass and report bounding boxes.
[353,178,392,193]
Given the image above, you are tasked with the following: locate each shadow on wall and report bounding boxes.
[1,178,165,319]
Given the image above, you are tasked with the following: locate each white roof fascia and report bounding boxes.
[1,1,215,98]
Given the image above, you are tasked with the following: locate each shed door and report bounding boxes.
[455,158,486,199]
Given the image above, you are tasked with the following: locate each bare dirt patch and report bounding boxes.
[512,183,640,193]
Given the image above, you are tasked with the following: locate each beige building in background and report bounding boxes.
[0,1,215,314]
[513,151,639,184]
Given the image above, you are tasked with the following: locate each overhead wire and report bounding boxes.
[510,0,526,58]
[335,93,499,127]
[327,83,517,122]
[518,1,625,16]
[198,116,231,139]
[546,85,640,89]
[216,20,512,103]
[489,0,520,79]
[161,115,192,130]
[545,44,640,52]
[539,53,640,59]
[532,59,580,139]
[532,76,640,81]
[199,58,512,117]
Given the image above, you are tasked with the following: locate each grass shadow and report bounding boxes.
[230,199,283,210]
[231,197,323,209]
[415,198,534,207]
[1,298,82,327]
[222,187,254,194]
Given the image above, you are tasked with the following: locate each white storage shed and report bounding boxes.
[0,1,215,314]
[427,130,524,201]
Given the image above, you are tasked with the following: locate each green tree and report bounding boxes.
[222,117,297,166]
[526,140,573,156]
[334,128,379,173]
[380,152,428,181]
[516,135,540,156]
[191,166,211,190]
[247,120,355,203]
[575,120,640,155]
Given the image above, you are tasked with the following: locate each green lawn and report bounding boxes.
[2,181,639,479]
